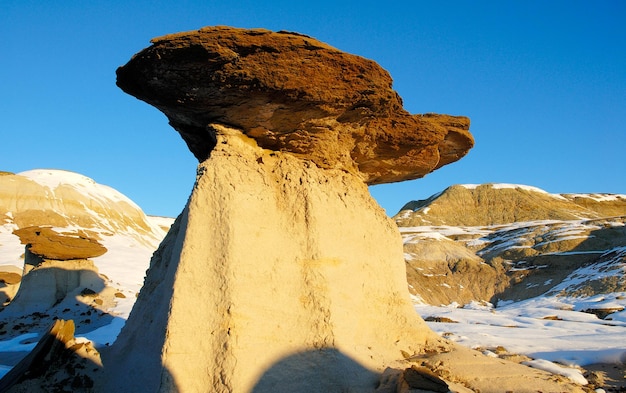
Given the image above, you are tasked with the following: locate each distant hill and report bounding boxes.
[394,184,626,307]
[396,183,625,227]
[0,169,172,339]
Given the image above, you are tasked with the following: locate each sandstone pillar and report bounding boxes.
[102,126,433,392]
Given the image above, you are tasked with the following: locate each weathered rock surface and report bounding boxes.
[403,237,507,305]
[116,26,473,184]
[395,183,622,227]
[0,169,170,341]
[4,254,106,315]
[99,26,590,393]
[101,127,434,392]
[13,226,106,261]
[0,170,159,238]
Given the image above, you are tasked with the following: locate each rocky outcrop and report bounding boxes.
[13,226,106,261]
[116,26,473,184]
[0,169,169,342]
[563,193,626,218]
[0,319,102,392]
[107,26,474,392]
[3,227,107,315]
[403,237,508,305]
[0,265,22,305]
[395,184,626,306]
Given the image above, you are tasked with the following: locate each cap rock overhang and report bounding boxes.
[116,26,473,185]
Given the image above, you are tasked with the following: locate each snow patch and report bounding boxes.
[523,359,588,385]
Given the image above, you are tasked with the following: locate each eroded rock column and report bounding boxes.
[106,26,474,392]
[103,126,434,392]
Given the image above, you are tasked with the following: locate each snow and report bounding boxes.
[0,224,162,378]
[147,215,177,229]
[0,222,23,268]
[460,183,550,194]
[403,214,626,386]
[0,169,176,380]
[415,292,626,373]
[523,359,588,385]
[0,333,38,353]
[18,169,141,208]
[93,233,158,297]
[1,173,624,385]
[565,193,626,202]
[490,183,550,194]
[75,317,127,348]
[0,226,157,377]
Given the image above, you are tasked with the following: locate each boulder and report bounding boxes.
[116,26,473,184]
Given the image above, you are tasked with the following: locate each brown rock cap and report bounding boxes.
[13,226,107,260]
[116,26,473,184]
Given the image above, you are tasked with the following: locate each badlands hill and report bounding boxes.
[395,183,626,307]
[396,183,626,227]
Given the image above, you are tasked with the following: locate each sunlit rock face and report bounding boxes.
[116,26,473,184]
[103,126,436,392]
[0,170,167,314]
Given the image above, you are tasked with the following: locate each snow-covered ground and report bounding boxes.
[416,294,626,366]
[414,293,626,385]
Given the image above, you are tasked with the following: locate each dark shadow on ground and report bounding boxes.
[251,347,381,393]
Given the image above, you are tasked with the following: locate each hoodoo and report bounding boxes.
[107,26,473,392]
[96,26,582,393]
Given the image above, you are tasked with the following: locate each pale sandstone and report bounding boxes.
[395,184,606,227]
[102,126,432,392]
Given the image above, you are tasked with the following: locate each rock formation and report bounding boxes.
[5,226,107,315]
[0,169,168,344]
[395,183,623,227]
[0,169,168,280]
[0,319,102,392]
[0,170,160,239]
[93,26,587,393]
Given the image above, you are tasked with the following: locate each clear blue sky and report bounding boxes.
[2,1,625,217]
